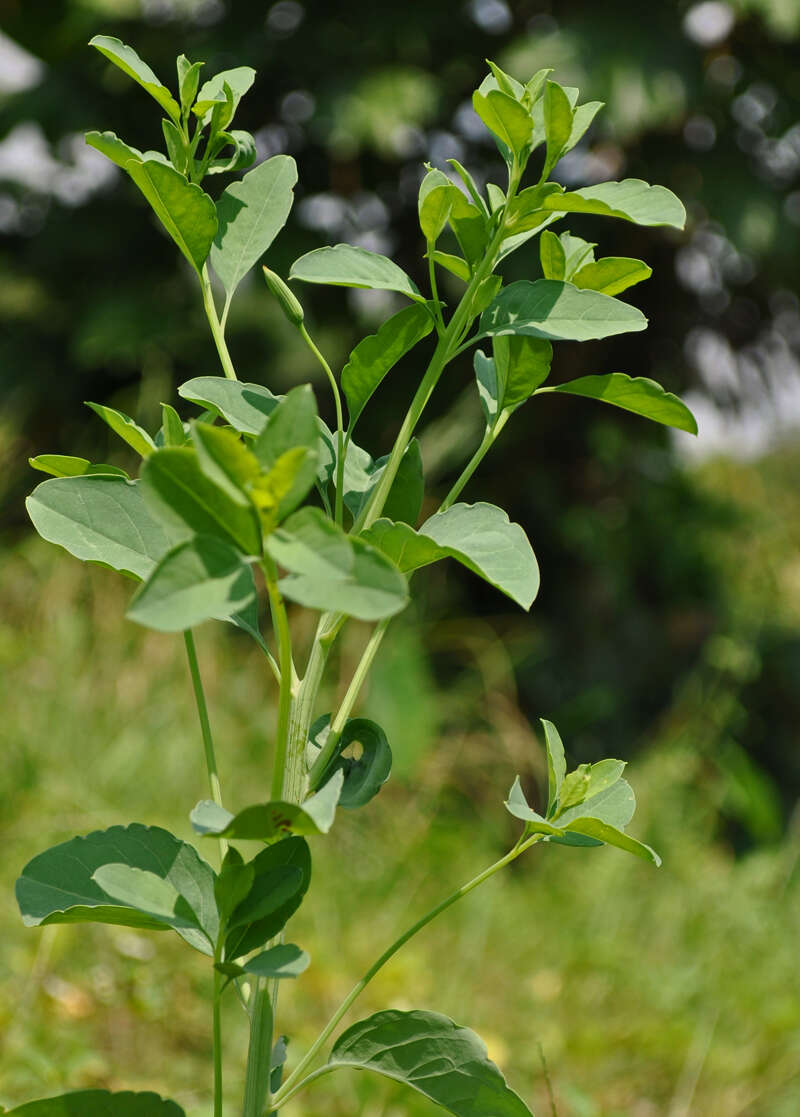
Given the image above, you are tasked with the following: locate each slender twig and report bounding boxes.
[427,247,446,337]
[263,557,295,802]
[439,409,510,512]
[299,323,346,526]
[212,963,224,1117]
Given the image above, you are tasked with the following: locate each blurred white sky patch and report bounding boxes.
[0,31,45,95]
[0,124,117,215]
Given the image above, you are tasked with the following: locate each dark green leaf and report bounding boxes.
[265,507,408,620]
[542,178,686,229]
[365,502,539,611]
[4,1090,185,1116]
[210,155,297,299]
[16,824,218,955]
[178,377,281,435]
[481,280,647,342]
[240,943,310,979]
[127,536,257,631]
[214,847,254,926]
[26,476,188,581]
[550,373,698,433]
[125,158,218,274]
[192,421,260,502]
[329,1009,533,1117]
[85,401,156,458]
[161,403,187,447]
[191,770,344,843]
[223,836,311,958]
[290,244,424,302]
[141,447,263,556]
[89,36,180,122]
[310,716,392,808]
[572,257,652,296]
[342,305,433,428]
[381,439,424,526]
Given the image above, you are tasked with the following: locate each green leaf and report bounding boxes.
[4,1090,185,1116]
[447,188,489,269]
[127,535,257,632]
[206,129,257,175]
[89,35,181,123]
[290,244,425,303]
[432,250,471,282]
[328,1009,533,1117]
[191,770,344,843]
[162,118,188,174]
[560,817,661,865]
[141,447,263,556]
[214,848,254,926]
[542,719,566,816]
[178,377,280,435]
[473,89,534,162]
[481,280,647,342]
[222,836,311,958]
[160,403,187,446]
[342,304,434,429]
[85,401,156,458]
[310,716,392,808]
[265,507,408,620]
[365,502,539,611]
[192,421,260,502]
[485,60,525,100]
[26,475,188,581]
[550,373,698,433]
[418,168,453,243]
[16,823,218,955]
[85,130,143,169]
[543,178,686,229]
[177,54,203,115]
[210,155,297,299]
[125,158,217,274]
[382,438,424,526]
[555,778,636,829]
[447,158,490,218]
[559,233,597,278]
[492,334,552,409]
[252,385,319,518]
[29,454,127,479]
[542,81,574,176]
[539,229,566,280]
[239,943,310,979]
[194,66,255,124]
[565,100,603,151]
[504,183,564,235]
[572,257,652,296]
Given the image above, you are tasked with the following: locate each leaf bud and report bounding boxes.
[263,266,304,327]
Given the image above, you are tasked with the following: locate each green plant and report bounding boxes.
[12,37,696,1117]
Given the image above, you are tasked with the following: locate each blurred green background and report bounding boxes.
[2,0,800,1113]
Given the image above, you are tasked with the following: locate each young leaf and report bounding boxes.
[141,447,263,556]
[447,158,490,218]
[238,943,310,979]
[549,373,698,433]
[206,128,257,175]
[448,188,489,269]
[16,823,218,955]
[418,168,453,243]
[162,118,188,174]
[85,130,144,169]
[161,403,187,446]
[566,100,603,151]
[127,535,257,632]
[539,229,566,280]
[194,66,256,124]
[192,421,260,502]
[290,244,425,303]
[214,848,254,926]
[559,232,597,278]
[29,454,127,479]
[4,1090,185,1116]
[310,716,392,808]
[252,384,319,518]
[380,438,424,526]
[178,376,281,435]
[492,335,552,409]
[543,179,686,229]
[328,1009,534,1117]
[209,155,297,299]
[541,719,567,815]
[26,475,188,581]
[486,60,525,100]
[481,280,647,342]
[222,836,311,958]
[265,507,409,620]
[177,54,203,114]
[432,250,471,282]
[559,817,661,865]
[542,81,574,176]
[473,89,534,163]
[89,35,181,123]
[191,770,344,843]
[572,257,652,296]
[125,158,218,274]
[342,304,434,429]
[85,401,156,458]
[365,502,539,611]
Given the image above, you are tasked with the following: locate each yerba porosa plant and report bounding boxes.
[11,35,696,1117]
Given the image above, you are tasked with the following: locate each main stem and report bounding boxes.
[213,965,224,1117]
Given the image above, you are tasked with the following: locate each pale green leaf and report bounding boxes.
[481,280,647,342]
[572,257,652,296]
[85,130,143,169]
[191,770,344,842]
[418,168,453,243]
[563,817,661,865]
[473,89,534,160]
[194,66,255,124]
[543,81,574,175]
[89,35,180,122]
[432,250,471,281]
[539,229,566,280]
[252,384,319,518]
[86,401,156,458]
[177,54,203,114]
[210,155,297,298]
[290,244,424,302]
[29,455,127,479]
[542,719,566,815]
[543,178,686,229]
[178,376,280,435]
[550,373,698,433]
[342,304,433,428]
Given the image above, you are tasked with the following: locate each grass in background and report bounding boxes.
[2,450,800,1116]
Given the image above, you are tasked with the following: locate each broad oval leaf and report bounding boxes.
[290,244,424,303]
[125,158,218,274]
[5,1090,185,1116]
[89,35,180,122]
[16,823,218,954]
[141,447,263,556]
[549,373,698,434]
[265,507,408,620]
[178,376,280,435]
[342,304,434,428]
[191,769,344,843]
[26,475,188,581]
[572,257,652,296]
[481,280,647,342]
[210,155,297,299]
[366,503,539,611]
[543,178,686,229]
[329,1009,533,1117]
[127,535,257,632]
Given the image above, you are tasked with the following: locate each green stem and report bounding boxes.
[272,836,539,1108]
[299,324,346,527]
[439,409,510,512]
[427,246,446,336]
[242,980,273,1117]
[201,264,238,380]
[307,618,390,789]
[183,630,228,862]
[264,557,296,802]
[213,964,224,1117]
